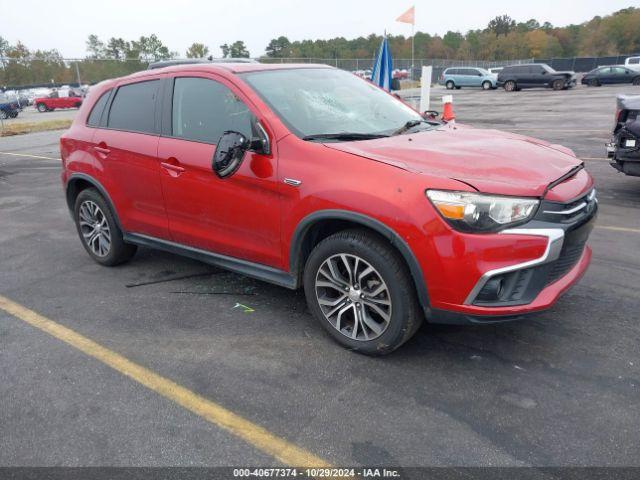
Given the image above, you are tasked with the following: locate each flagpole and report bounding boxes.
[411,22,415,81]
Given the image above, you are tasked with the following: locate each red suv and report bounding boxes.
[60,63,597,355]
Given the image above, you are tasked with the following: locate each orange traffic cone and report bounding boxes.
[442,95,455,123]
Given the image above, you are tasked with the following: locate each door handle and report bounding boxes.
[94,143,111,157]
[161,158,185,177]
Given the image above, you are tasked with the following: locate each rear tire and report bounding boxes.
[482,81,492,90]
[445,80,455,90]
[633,77,640,86]
[73,188,137,266]
[37,103,47,112]
[303,229,423,355]
[504,80,516,92]
[0,110,7,119]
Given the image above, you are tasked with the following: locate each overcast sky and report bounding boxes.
[1,0,636,58]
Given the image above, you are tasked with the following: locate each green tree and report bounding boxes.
[132,35,172,62]
[86,34,105,58]
[443,31,464,52]
[105,38,131,60]
[186,42,210,58]
[265,36,291,57]
[487,15,516,36]
[220,41,250,58]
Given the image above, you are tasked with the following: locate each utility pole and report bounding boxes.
[75,61,82,88]
[411,23,415,80]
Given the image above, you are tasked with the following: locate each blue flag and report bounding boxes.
[371,36,393,91]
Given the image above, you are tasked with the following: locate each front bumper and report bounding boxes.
[427,188,597,324]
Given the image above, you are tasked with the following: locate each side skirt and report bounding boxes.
[123,233,297,290]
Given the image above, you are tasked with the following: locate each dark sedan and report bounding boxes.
[582,66,640,86]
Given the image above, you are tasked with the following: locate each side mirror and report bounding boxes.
[422,110,439,120]
[213,131,250,178]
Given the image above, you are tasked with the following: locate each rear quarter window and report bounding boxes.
[86,90,111,127]
[107,80,160,134]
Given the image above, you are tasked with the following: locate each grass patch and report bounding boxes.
[0,119,73,136]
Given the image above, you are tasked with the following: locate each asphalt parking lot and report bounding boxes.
[1,105,77,124]
[1,84,639,469]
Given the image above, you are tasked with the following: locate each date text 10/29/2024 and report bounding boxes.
[233,468,401,478]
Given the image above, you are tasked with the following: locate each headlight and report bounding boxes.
[426,190,539,233]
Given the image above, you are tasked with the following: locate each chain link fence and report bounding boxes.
[534,55,639,72]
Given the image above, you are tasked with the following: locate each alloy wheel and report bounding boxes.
[78,200,111,257]
[314,253,392,341]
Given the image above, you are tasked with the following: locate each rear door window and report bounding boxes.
[107,80,160,134]
[171,77,253,144]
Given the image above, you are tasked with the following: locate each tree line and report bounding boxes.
[1,7,639,88]
[263,8,640,60]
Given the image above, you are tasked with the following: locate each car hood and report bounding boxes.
[554,70,576,76]
[323,125,583,197]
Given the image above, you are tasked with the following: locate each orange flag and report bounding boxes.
[396,6,415,25]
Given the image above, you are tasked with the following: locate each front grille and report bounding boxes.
[536,188,597,224]
[545,239,586,285]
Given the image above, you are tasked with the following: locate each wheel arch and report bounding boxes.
[66,173,123,230]
[289,210,431,315]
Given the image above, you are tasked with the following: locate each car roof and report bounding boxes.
[147,58,258,69]
[89,63,338,94]
[149,62,333,75]
[114,62,335,84]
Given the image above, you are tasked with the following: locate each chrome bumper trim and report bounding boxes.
[463,228,565,305]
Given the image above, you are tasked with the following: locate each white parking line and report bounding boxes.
[597,225,640,234]
[0,151,61,161]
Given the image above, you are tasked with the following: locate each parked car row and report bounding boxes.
[0,86,87,115]
[440,61,640,92]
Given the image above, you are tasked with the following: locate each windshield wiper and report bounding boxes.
[302,132,389,142]
[391,119,435,136]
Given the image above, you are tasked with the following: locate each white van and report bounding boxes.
[625,56,640,70]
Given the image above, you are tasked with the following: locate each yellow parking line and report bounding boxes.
[597,225,640,234]
[506,129,609,133]
[0,294,330,467]
[0,151,61,161]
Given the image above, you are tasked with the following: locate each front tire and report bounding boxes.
[0,110,7,119]
[552,79,565,90]
[633,77,640,86]
[589,78,600,87]
[303,229,423,355]
[74,188,137,266]
[445,80,455,90]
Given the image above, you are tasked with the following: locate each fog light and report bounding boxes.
[477,277,504,302]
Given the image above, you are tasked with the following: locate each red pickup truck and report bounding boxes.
[36,93,83,112]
